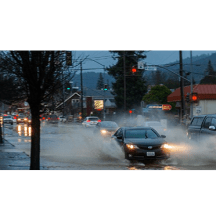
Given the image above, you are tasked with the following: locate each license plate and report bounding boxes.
[147,152,155,156]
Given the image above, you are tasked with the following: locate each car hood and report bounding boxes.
[124,138,165,146]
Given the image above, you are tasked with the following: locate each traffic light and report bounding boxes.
[66,51,72,66]
[186,93,190,102]
[191,93,198,103]
[104,84,108,91]
[131,66,137,74]
[129,110,132,114]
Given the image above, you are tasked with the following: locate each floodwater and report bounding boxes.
[3,122,216,170]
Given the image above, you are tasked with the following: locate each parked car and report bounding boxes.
[47,115,59,123]
[82,116,101,128]
[187,114,216,140]
[93,121,119,138]
[3,115,13,125]
[111,127,171,161]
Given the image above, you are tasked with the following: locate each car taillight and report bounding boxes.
[42,117,45,120]
[98,120,101,122]
[87,120,90,122]
[48,117,50,120]
[14,116,16,119]
[57,118,59,120]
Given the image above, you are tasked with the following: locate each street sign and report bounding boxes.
[162,104,172,111]
[144,66,157,71]
[196,106,202,115]
[138,61,145,69]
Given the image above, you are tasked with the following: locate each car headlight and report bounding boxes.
[100,130,107,134]
[18,119,21,121]
[126,144,138,149]
[161,144,172,149]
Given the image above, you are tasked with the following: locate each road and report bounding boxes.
[3,122,216,170]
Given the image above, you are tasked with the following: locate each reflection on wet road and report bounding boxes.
[17,124,31,137]
[4,122,216,170]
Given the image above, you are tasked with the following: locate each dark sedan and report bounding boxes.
[111,127,171,161]
[94,121,119,138]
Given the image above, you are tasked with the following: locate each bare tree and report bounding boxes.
[0,51,80,169]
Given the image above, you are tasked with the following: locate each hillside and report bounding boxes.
[151,52,216,83]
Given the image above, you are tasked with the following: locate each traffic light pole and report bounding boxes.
[123,51,126,112]
[80,61,83,118]
[179,51,185,122]
[190,51,193,119]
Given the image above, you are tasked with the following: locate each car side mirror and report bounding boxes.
[209,125,216,131]
[161,135,166,138]
[117,136,123,139]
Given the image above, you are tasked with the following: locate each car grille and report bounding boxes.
[138,145,161,150]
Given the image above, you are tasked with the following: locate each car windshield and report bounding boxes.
[100,122,118,128]
[125,129,159,139]
[50,115,57,119]
[4,116,12,119]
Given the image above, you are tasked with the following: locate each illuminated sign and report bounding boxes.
[94,100,104,110]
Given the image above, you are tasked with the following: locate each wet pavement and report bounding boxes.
[2,122,216,170]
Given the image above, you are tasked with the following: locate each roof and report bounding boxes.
[167,84,216,102]
[83,88,114,99]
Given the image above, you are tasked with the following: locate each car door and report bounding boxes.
[200,117,216,138]
[188,117,204,140]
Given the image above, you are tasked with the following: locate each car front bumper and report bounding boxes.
[125,148,170,161]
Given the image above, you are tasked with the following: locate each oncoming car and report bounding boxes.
[111,127,171,161]
[94,121,119,138]
[3,115,13,125]
[82,116,101,128]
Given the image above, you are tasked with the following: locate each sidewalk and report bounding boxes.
[0,138,30,170]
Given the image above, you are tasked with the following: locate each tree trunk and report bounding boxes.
[30,108,41,170]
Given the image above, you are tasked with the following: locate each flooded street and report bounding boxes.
[3,122,216,170]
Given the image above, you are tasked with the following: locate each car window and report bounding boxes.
[125,129,158,139]
[211,118,216,127]
[89,117,99,121]
[203,117,212,128]
[115,128,123,137]
[4,116,12,119]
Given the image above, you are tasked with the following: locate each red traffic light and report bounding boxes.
[129,110,132,114]
[131,66,137,74]
[191,93,198,102]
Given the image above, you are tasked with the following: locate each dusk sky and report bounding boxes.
[74,50,216,72]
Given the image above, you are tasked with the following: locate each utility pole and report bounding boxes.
[123,51,126,112]
[62,71,65,116]
[80,61,83,118]
[179,50,185,122]
[190,51,193,119]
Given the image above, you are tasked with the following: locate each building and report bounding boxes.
[55,88,117,119]
[167,84,216,116]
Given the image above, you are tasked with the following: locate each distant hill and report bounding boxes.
[145,52,216,84]
[72,53,216,89]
